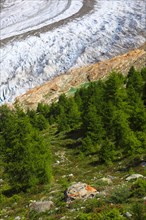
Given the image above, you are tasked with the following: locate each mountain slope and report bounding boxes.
[15,44,146,110]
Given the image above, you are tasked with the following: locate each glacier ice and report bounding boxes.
[0,0,146,103]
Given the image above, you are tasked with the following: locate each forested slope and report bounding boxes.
[35,66,146,163]
[0,67,146,219]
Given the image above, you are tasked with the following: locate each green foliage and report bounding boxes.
[82,136,98,154]
[27,109,49,131]
[127,66,144,96]
[76,212,95,220]
[34,114,48,131]
[34,68,146,163]
[131,178,146,198]
[37,102,50,118]
[104,72,126,104]
[141,67,146,81]
[97,208,126,220]
[1,66,146,200]
[0,193,6,204]
[109,185,131,204]
[0,105,52,191]
[49,94,81,132]
[98,139,116,164]
[131,203,146,220]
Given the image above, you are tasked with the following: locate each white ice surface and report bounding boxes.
[0,0,83,40]
[0,0,146,103]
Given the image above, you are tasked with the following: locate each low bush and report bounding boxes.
[109,185,131,204]
[131,203,146,220]
[131,178,146,198]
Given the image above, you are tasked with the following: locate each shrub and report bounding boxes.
[131,203,146,220]
[109,185,131,204]
[97,208,126,220]
[131,178,146,198]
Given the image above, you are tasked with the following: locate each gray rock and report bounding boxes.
[126,174,144,181]
[14,217,21,220]
[29,201,54,213]
[65,182,98,201]
[125,212,132,218]
[140,162,146,167]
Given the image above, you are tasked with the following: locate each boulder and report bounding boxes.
[65,182,98,202]
[29,201,54,213]
[14,217,21,220]
[126,174,144,181]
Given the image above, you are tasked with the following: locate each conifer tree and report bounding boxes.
[0,106,51,191]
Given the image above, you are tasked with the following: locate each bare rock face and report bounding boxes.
[15,45,146,110]
[29,200,54,213]
[65,182,98,202]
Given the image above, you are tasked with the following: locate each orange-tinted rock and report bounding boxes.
[85,185,97,192]
[65,182,98,202]
[15,44,146,110]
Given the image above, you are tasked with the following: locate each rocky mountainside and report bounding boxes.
[15,44,146,110]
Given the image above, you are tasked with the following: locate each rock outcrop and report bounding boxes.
[126,174,144,181]
[29,200,54,213]
[65,182,98,202]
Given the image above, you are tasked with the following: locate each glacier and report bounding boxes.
[0,0,146,103]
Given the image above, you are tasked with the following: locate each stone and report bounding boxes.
[140,162,146,167]
[125,212,132,218]
[29,201,54,213]
[14,217,21,220]
[68,174,74,177]
[126,174,144,181]
[107,175,116,180]
[65,182,98,202]
[100,177,112,184]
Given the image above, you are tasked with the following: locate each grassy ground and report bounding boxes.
[0,126,146,219]
[66,82,90,97]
